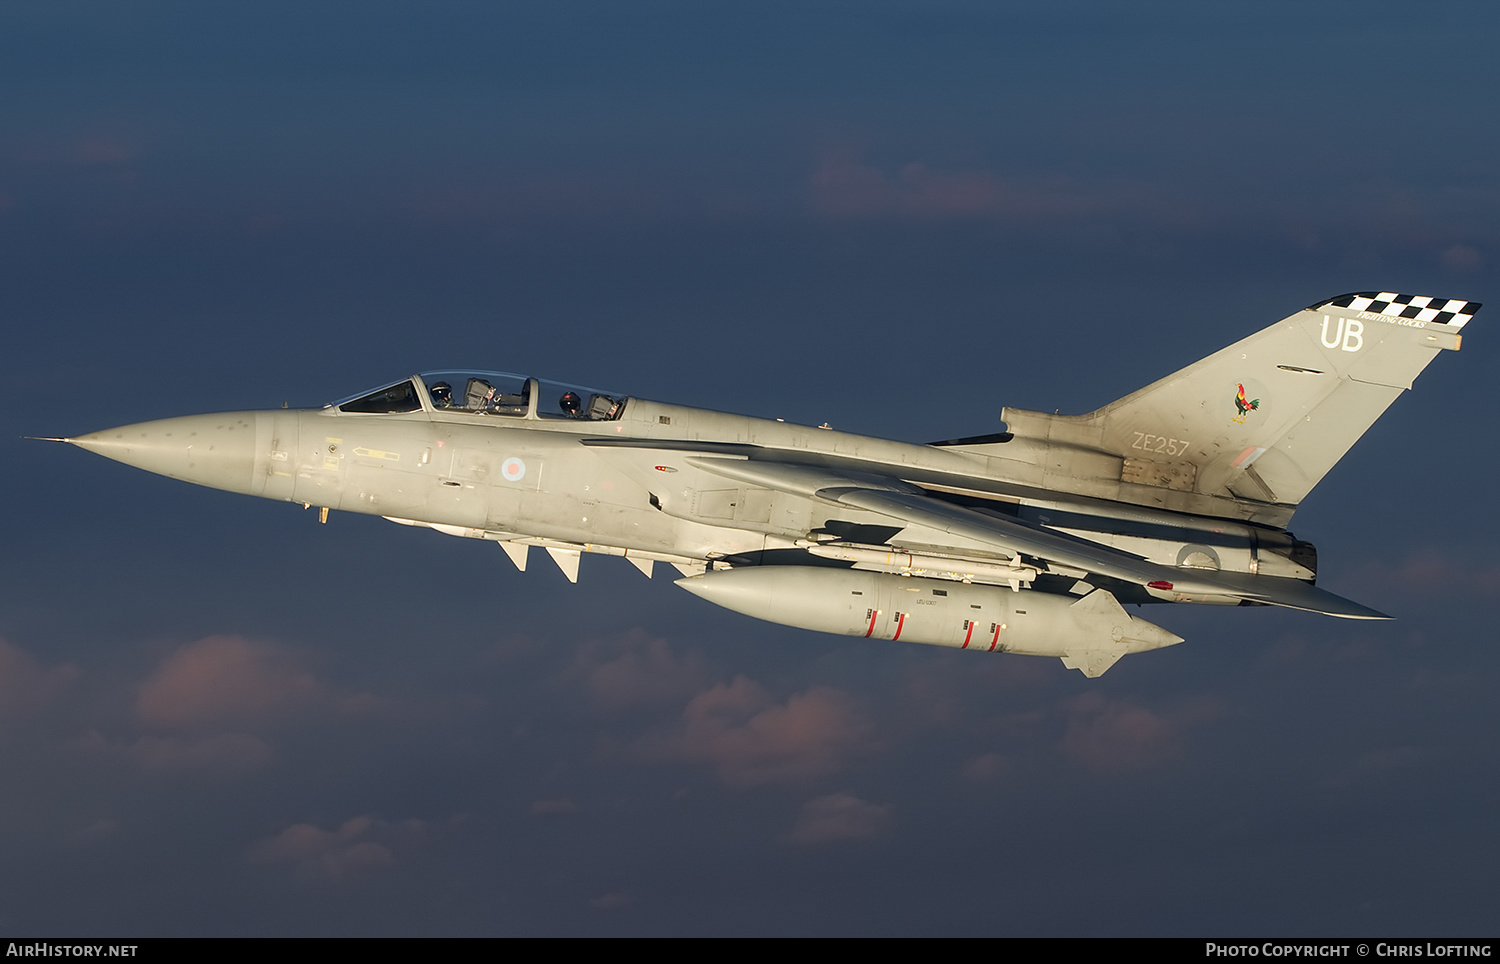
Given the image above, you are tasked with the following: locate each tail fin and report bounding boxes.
[998,292,1477,524]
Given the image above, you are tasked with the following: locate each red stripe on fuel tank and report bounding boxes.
[988,624,1002,652]
[892,612,906,641]
[864,609,880,638]
[961,620,974,649]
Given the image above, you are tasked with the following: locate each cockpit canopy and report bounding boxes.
[329,371,627,421]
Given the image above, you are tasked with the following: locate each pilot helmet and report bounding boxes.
[560,391,582,415]
[430,381,453,406]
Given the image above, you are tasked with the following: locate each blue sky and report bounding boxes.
[2,1,1496,935]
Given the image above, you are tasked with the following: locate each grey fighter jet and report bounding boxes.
[57,292,1477,676]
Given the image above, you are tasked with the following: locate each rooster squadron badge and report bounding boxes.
[1233,382,1261,423]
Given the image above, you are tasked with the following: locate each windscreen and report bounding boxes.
[334,379,422,414]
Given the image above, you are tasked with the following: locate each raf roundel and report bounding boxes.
[500,457,526,482]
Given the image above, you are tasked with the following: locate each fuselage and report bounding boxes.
[70,372,1312,603]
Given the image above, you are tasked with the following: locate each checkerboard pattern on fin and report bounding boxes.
[1317,292,1480,328]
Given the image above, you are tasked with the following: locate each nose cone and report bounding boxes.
[1120,616,1184,653]
[674,568,790,618]
[675,572,752,609]
[70,413,260,495]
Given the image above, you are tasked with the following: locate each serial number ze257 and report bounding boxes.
[1130,432,1190,457]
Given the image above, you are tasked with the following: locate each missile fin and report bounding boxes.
[1070,588,1128,619]
[1071,588,1184,651]
[1060,647,1128,678]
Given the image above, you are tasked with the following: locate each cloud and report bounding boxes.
[72,136,140,167]
[589,890,633,911]
[1058,692,1181,772]
[1324,746,1428,790]
[8,131,143,168]
[785,793,893,846]
[0,639,77,723]
[649,677,872,788]
[136,636,320,729]
[1358,550,1500,599]
[1440,243,1483,271]
[128,733,275,778]
[961,752,1010,783]
[406,176,672,226]
[566,629,707,713]
[531,797,579,816]
[808,151,1174,225]
[246,815,426,881]
[68,818,120,848]
[812,154,1005,220]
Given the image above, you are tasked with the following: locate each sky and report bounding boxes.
[2,0,1498,936]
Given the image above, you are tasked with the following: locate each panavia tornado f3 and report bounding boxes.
[57,292,1477,676]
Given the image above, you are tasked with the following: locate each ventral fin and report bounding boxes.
[546,547,580,583]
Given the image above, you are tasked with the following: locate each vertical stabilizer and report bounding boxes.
[998,292,1476,520]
